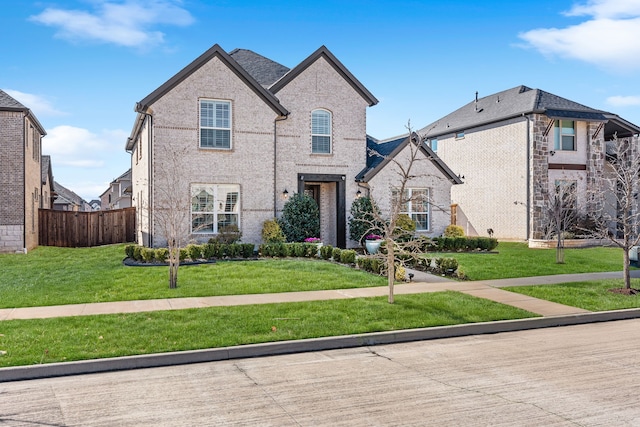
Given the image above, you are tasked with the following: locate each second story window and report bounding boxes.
[311,109,331,154]
[553,120,575,151]
[200,100,231,149]
[428,138,438,153]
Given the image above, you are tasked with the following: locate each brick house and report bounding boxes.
[126,44,460,248]
[0,89,47,253]
[357,134,462,236]
[419,85,640,241]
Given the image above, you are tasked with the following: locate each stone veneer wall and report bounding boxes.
[530,113,551,239]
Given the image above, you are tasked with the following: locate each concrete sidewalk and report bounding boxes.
[3,270,637,321]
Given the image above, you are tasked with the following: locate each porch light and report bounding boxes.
[282,189,289,198]
[356,189,362,198]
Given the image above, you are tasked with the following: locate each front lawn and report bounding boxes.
[449,242,626,280]
[0,291,537,367]
[503,280,640,311]
[0,245,385,308]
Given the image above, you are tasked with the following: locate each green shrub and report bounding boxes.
[320,244,333,260]
[279,193,320,242]
[435,257,459,274]
[290,242,306,257]
[348,196,384,245]
[179,248,188,262]
[259,243,289,258]
[133,245,143,261]
[305,243,319,258]
[202,242,217,259]
[225,243,241,258]
[357,256,384,275]
[430,237,498,252]
[141,247,155,263]
[394,214,416,242]
[261,219,286,243]
[216,224,242,244]
[186,244,202,260]
[444,224,465,237]
[395,264,406,281]
[124,244,136,259]
[241,243,255,258]
[155,248,169,263]
[340,249,357,264]
[331,247,342,262]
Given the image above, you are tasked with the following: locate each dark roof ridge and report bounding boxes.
[269,45,378,106]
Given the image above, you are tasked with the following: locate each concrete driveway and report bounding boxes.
[2,318,640,426]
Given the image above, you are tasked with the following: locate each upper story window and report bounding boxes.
[311,109,331,154]
[200,100,231,149]
[455,131,465,139]
[427,138,438,153]
[553,120,575,151]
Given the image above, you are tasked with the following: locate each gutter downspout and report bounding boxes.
[273,115,288,218]
[523,114,531,241]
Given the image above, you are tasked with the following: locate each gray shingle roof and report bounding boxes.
[0,89,27,110]
[419,85,639,139]
[228,49,290,87]
[53,181,86,207]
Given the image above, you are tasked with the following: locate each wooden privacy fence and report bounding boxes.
[39,207,136,247]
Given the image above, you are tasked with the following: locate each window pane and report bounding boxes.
[218,214,238,229]
[201,102,214,127]
[312,135,330,153]
[201,129,230,148]
[412,214,428,231]
[192,214,214,233]
[215,103,230,128]
[562,120,575,135]
[411,189,429,212]
[312,111,330,134]
[562,135,574,151]
[192,190,214,212]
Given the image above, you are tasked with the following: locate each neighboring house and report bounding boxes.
[53,181,89,212]
[0,89,46,253]
[100,169,132,210]
[356,134,462,236]
[41,155,55,209]
[419,85,640,241]
[89,199,102,211]
[128,44,460,248]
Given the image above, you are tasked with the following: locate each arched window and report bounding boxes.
[311,109,331,154]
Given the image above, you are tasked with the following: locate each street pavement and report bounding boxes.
[2,318,640,426]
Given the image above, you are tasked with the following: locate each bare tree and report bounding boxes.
[587,134,640,292]
[357,122,446,303]
[153,146,192,289]
[544,180,578,264]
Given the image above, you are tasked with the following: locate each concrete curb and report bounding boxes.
[3,307,640,383]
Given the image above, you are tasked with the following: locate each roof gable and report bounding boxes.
[357,133,462,184]
[136,44,288,116]
[0,89,47,135]
[269,46,378,106]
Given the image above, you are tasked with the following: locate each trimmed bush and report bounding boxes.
[394,214,416,242]
[291,242,307,257]
[133,245,143,261]
[279,193,320,242]
[340,249,357,265]
[186,244,202,260]
[331,247,342,262]
[395,264,406,281]
[179,248,188,262]
[124,244,136,259]
[444,224,465,237]
[262,219,286,243]
[241,243,255,258]
[431,237,498,252]
[141,247,155,263]
[357,256,384,275]
[155,248,169,263]
[320,244,333,260]
[435,257,459,274]
[305,243,319,258]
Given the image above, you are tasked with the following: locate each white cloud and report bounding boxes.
[2,89,67,117]
[43,125,127,167]
[606,95,640,106]
[518,0,640,71]
[30,0,194,48]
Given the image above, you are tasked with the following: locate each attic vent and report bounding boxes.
[496,95,500,103]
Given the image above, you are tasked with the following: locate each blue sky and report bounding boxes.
[2,0,640,201]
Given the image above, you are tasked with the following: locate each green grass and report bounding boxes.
[443,242,626,280]
[0,291,537,367]
[504,279,640,311]
[0,245,385,308]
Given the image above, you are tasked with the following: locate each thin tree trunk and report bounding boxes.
[623,249,631,290]
[386,238,395,304]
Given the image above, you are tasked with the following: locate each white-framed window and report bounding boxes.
[311,109,331,154]
[392,188,430,231]
[200,99,231,149]
[553,120,575,151]
[455,131,465,139]
[191,184,239,233]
